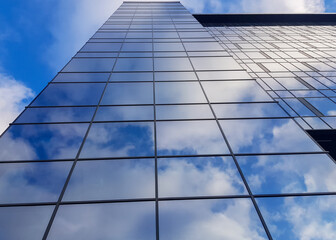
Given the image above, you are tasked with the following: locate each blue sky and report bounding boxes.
[0,0,335,133]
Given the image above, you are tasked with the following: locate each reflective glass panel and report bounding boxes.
[156,104,213,120]
[154,43,184,51]
[202,81,272,103]
[197,70,251,80]
[64,159,155,201]
[0,124,88,161]
[53,73,110,82]
[110,72,153,81]
[190,57,242,71]
[275,78,308,90]
[101,83,153,105]
[62,58,116,72]
[157,120,229,155]
[0,161,72,203]
[155,71,197,81]
[80,122,154,158]
[257,196,336,240]
[81,43,122,52]
[220,119,321,154]
[213,103,287,118]
[15,107,95,123]
[155,82,206,104]
[0,206,54,240]
[48,202,155,240]
[159,199,267,240]
[306,98,336,116]
[184,42,223,51]
[154,58,193,71]
[114,58,153,71]
[158,156,246,197]
[237,154,336,194]
[31,83,105,106]
[95,106,154,121]
[121,43,153,51]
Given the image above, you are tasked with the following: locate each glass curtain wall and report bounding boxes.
[0,2,335,240]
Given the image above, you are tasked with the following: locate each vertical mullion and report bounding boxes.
[151,6,160,240]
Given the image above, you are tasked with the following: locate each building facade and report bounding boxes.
[0,1,335,239]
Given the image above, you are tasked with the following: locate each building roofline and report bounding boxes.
[193,13,336,26]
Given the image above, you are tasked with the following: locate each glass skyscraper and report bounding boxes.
[0,1,335,239]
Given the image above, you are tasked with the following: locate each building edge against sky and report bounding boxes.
[0,1,336,239]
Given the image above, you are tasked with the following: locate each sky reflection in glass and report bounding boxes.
[160,199,268,240]
[237,154,336,194]
[0,161,71,203]
[157,120,229,156]
[64,159,155,201]
[0,206,54,240]
[0,124,88,161]
[80,122,154,158]
[158,157,246,197]
[220,119,321,154]
[257,196,336,240]
[48,202,155,240]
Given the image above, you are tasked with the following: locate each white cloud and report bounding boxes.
[46,0,123,71]
[0,73,34,135]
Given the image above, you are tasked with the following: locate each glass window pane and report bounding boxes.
[153,31,179,38]
[306,98,336,116]
[238,154,336,194]
[31,83,105,106]
[275,77,308,90]
[53,73,110,82]
[197,71,251,80]
[156,104,213,120]
[93,32,127,38]
[154,58,193,71]
[95,105,154,121]
[114,58,153,71]
[0,162,72,203]
[157,120,229,156]
[0,123,88,161]
[110,72,153,81]
[80,122,154,158]
[178,31,211,38]
[126,32,152,38]
[190,57,242,71]
[257,196,336,240]
[284,99,315,116]
[0,206,54,240]
[15,107,95,123]
[81,43,122,52]
[155,71,197,81]
[158,156,246,197]
[159,199,267,240]
[101,83,153,105]
[202,81,272,103]
[184,42,223,51]
[121,43,153,51]
[219,119,322,154]
[48,202,155,240]
[154,43,184,51]
[64,159,155,201]
[213,103,287,118]
[62,58,116,72]
[155,82,206,104]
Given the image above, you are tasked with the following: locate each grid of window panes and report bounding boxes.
[207,24,336,130]
[0,2,335,240]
